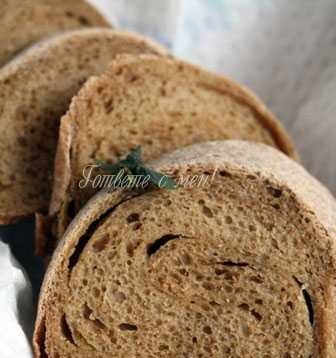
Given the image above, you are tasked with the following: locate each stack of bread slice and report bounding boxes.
[0,1,334,357]
[0,29,165,225]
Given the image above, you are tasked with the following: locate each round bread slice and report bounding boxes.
[34,140,336,358]
[0,0,111,66]
[48,54,298,252]
[0,29,166,224]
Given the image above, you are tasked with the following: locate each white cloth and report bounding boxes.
[0,242,33,357]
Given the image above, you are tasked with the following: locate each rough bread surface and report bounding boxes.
[0,30,165,223]
[34,141,336,358]
[50,54,297,248]
[0,0,111,66]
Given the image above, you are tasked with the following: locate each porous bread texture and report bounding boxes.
[0,29,166,224]
[49,54,298,251]
[0,0,110,66]
[34,141,336,358]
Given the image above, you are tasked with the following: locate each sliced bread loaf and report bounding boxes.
[34,141,336,358]
[0,0,111,66]
[0,29,166,224]
[47,54,298,253]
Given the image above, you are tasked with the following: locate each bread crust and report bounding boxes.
[34,141,336,357]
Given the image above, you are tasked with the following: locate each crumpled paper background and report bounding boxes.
[2,0,336,356]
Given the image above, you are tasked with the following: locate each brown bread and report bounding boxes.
[0,29,166,224]
[34,141,336,358]
[47,54,298,255]
[0,0,111,66]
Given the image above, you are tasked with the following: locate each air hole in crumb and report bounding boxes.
[92,287,100,298]
[180,253,192,265]
[133,222,142,231]
[203,326,212,335]
[125,73,139,83]
[221,261,249,267]
[114,291,127,303]
[119,323,138,331]
[202,206,213,218]
[104,99,114,114]
[126,240,140,257]
[92,318,106,330]
[61,315,76,345]
[267,186,282,198]
[238,303,250,312]
[249,275,264,284]
[92,235,110,252]
[225,216,233,224]
[78,16,90,26]
[126,213,140,223]
[287,301,294,310]
[302,289,314,325]
[219,170,232,177]
[251,309,262,321]
[83,303,93,320]
[248,224,256,232]
[68,196,139,269]
[147,234,181,256]
[294,277,314,325]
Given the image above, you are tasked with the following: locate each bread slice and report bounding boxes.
[34,140,336,358]
[0,29,166,224]
[47,54,298,253]
[0,0,111,66]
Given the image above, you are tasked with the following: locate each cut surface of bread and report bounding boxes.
[0,0,111,66]
[0,29,166,224]
[34,141,336,358]
[49,54,298,252]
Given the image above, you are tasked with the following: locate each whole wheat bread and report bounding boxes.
[47,54,298,255]
[0,0,111,66]
[34,140,336,358]
[0,29,166,224]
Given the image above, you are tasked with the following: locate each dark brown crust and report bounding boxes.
[34,141,336,357]
[49,117,76,217]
